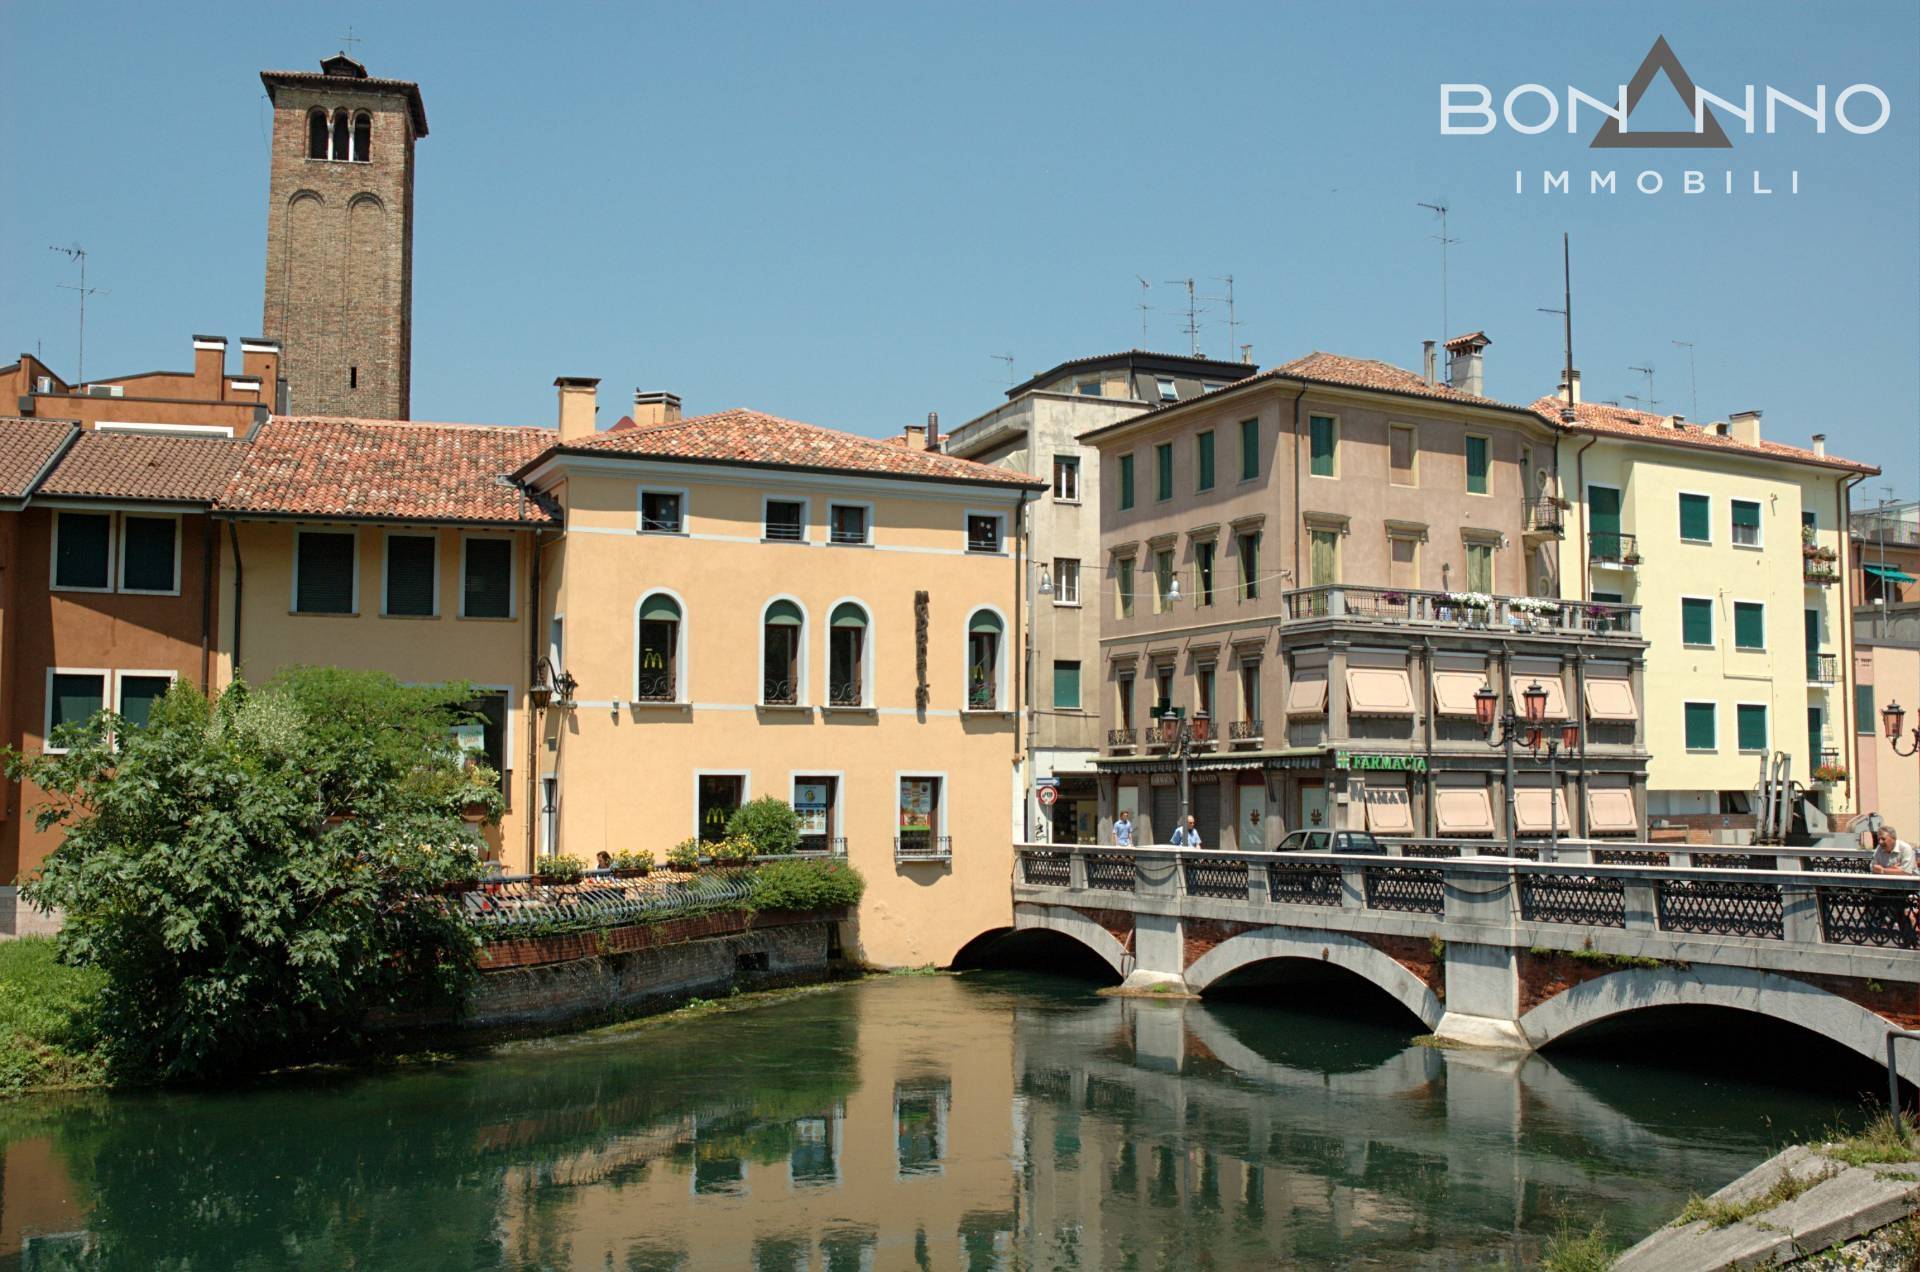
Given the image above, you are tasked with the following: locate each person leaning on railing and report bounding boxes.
[1871,824,1918,875]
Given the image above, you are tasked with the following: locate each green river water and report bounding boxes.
[0,971,1883,1269]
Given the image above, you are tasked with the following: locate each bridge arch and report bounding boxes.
[1520,963,1920,1083]
[992,906,1132,979]
[1184,926,1444,1031]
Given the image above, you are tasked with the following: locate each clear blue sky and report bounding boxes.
[3,1,1915,496]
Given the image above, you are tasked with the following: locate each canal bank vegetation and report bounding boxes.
[0,937,105,1095]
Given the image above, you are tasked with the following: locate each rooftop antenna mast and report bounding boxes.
[1417,201,1460,354]
[1536,232,1576,415]
[49,244,107,384]
[1133,276,1153,346]
[1163,277,1202,356]
[1672,339,1699,421]
[990,352,1016,386]
[1202,275,1243,360]
[1628,363,1659,411]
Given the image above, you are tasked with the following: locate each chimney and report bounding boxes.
[1422,340,1437,386]
[901,422,927,448]
[239,338,281,397]
[555,377,600,443]
[1556,368,1583,405]
[631,390,681,428]
[1729,409,1763,446]
[1667,414,1687,429]
[191,335,227,393]
[1443,331,1491,396]
[924,411,941,452]
[1812,433,1827,457]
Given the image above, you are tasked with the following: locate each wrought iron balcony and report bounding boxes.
[1589,531,1641,567]
[1107,727,1137,749]
[1804,558,1840,586]
[895,833,952,861]
[1524,497,1565,535]
[828,680,864,707]
[1807,652,1839,684]
[1279,585,1641,637]
[762,677,800,706]
[634,670,677,702]
[797,835,847,856]
[1229,719,1264,742]
[764,520,805,542]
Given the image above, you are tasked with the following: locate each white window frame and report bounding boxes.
[465,683,517,800]
[1051,455,1080,504]
[691,770,751,843]
[895,769,951,844]
[963,509,1008,555]
[1677,489,1714,545]
[50,510,116,594]
[1731,597,1767,652]
[380,530,440,618]
[1679,593,1716,648]
[1683,699,1719,752]
[113,669,179,724]
[1052,557,1081,607]
[823,596,874,710]
[761,494,810,544]
[789,769,846,845]
[43,667,109,754]
[963,606,1011,712]
[540,773,559,860]
[1730,497,1764,549]
[758,594,811,708]
[1735,700,1770,754]
[827,500,874,547]
[458,534,517,620]
[633,588,691,706]
[637,486,690,535]
[291,527,360,615]
[1155,376,1178,402]
[117,512,183,596]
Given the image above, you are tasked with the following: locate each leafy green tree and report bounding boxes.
[724,795,802,856]
[10,669,494,1082]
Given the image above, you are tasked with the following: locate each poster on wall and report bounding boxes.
[794,781,831,835]
[899,778,937,831]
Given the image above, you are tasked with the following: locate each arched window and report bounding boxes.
[351,112,372,162]
[967,610,1005,710]
[307,108,329,159]
[763,599,804,705]
[330,109,352,161]
[637,593,682,701]
[829,602,869,707]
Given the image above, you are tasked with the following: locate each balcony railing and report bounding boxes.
[1229,719,1263,742]
[634,670,677,702]
[828,680,863,707]
[762,676,800,706]
[1807,652,1839,684]
[764,520,805,542]
[1524,497,1565,535]
[1107,727,1137,749]
[895,833,952,861]
[797,835,847,856]
[1279,585,1641,637]
[967,683,998,710]
[1804,560,1840,586]
[1589,531,1641,566]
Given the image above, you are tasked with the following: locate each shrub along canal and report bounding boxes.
[0,970,1891,1268]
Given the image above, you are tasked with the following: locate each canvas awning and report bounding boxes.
[1587,788,1639,835]
[1432,668,1491,717]
[1286,670,1328,715]
[1866,563,1918,583]
[1361,780,1416,834]
[1583,676,1638,722]
[1433,783,1496,836]
[1345,667,1415,716]
[1513,786,1574,835]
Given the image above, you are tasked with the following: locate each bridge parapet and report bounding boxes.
[1012,843,1920,1075]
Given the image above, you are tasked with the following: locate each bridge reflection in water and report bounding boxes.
[0,976,1872,1269]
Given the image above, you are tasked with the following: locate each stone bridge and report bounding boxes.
[1010,842,1920,1082]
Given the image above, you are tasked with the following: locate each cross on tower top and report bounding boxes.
[339,26,362,55]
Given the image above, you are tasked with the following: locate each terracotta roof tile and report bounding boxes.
[554,408,1045,488]
[1529,398,1878,475]
[38,431,245,502]
[0,418,77,501]
[1271,351,1514,408]
[221,417,557,524]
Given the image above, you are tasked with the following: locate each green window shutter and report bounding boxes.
[117,675,173,729]
[1685,702,1717,750]
[1117,560,1133,616]
[463,539,513,618]
[1196,432,1215,491]
[1737,704,1768,751]
[49,672,105,735]
[1240,418,1259,480]
[1679,493,1710,542]
[1118,454,1134,510]
[121,516,177,592]
[1053,660,1081,710]
[1732,499,1761,544]
[1309,416,1335,477]
[1466,436,1489,494]
[385,534,437,616]
[1155,444,1173,500]
[969,610,1004,635]
[1467,543,1494,593]
[1733,602,1764,650]
[640,593,682,622]
[1858,683,1876,734]
[1681,597,1713,646]
[54,512,111,590]
[295,532,356,614]
[765,598,803,626]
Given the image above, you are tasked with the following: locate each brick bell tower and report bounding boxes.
[260,53,426,420]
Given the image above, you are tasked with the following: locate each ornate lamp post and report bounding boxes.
[1474,680,1581,852]
[1885,700,1919,758]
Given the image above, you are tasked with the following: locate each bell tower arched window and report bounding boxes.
[351,112,371,161]
[307,108,329,159]
[330,109,351,160]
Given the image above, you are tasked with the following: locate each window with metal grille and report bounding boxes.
[966,513,1004,553]
[764,500,805,541]
[830,504,868,545]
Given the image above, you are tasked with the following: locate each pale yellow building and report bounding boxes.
[1541,388,1878,835]
[516,381,1044,967]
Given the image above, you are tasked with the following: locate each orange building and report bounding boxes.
[3,334,282,432]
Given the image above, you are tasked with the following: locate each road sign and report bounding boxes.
[1037,786,1059,807]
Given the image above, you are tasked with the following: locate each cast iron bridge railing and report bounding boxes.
[1011,840,1920,951]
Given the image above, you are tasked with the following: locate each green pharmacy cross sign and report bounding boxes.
[1333,752,1429,773]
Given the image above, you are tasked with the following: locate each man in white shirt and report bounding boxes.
[1113,810,1134,848]
[1872,825,1917,875]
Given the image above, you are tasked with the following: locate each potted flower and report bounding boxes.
[1812,762,1850,784]
[709,834,757,867]
[536,853,585,884]
[667,836,703,872]
[1444,591,1493,610]
[612,849,653,879]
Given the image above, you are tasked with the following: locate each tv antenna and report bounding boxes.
[340,26,363,55]
[1536,233,1576,414]
[1672,339,1699,420]
[49,244,108,384]
[1417,201,1460,350]
[989,352,1015,386]
[1202,275,1243,361]
[1163,277,1202,356]
[1628,364,1659,411]
[1133,276,1152,346]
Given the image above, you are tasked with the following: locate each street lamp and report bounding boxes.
[1475,680,1580,852]
[1885,700,1918,757]
[1153,705,1209,844]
